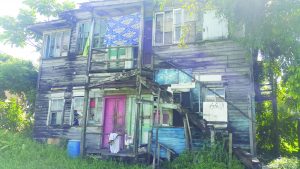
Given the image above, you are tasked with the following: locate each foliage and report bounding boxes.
[256,85,300,159]
[163,143,243,169]
[0,129,146,169]
[0,54,38,110]
[0,99,31,132]
[0,0,75,48]
[267,157,300,169]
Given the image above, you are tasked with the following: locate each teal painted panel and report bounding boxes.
[155,69,192,85]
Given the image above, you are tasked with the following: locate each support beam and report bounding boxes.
[229,133,233,167]
[80,17,95,157]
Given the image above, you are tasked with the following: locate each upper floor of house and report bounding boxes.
[29,0,234,71]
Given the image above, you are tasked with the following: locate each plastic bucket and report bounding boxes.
[67,140,80,158]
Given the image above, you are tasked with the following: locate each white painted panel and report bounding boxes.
[203,10,228,40]
[195,75,222,82]
[203,102,228,122]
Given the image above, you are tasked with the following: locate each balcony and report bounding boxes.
[90,46,138,73]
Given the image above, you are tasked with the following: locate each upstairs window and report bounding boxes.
[173,9,184,43]
[154,9,184,45]
[77,22,91,53]
[93,20,107,48]
[43,30,70,58]
[47,98,65,126]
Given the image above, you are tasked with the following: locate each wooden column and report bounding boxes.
[80,17,95,157]
[228,133,233,167]
[152,89,161,169]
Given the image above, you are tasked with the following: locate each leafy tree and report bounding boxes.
[0,0,75,49]
[0,54,38,111]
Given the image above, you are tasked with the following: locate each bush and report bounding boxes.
[0,98,32,132]
[163,143,244,169]
[267,157,300,169]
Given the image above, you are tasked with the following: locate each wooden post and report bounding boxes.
[229,133,233,167]
[185,113,192,150]
[152,89,161,169]
[210,128,215,145]
[134,1,145,157]
[157,144,160,168]
[134,76,142,155]
[148,130,152,163]
[81,17,95,157]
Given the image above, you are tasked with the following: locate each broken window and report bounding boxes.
[71,97,84,126]
[43,30,70,58]
[153,109,171,126]
[77,22,91,53]
[88,97,103,125]
[48,98,64,126]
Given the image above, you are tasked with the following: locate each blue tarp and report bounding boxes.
[104,13,141,47]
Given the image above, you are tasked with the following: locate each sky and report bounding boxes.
[0,0,88,65]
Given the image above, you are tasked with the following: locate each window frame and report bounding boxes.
[153,8,185,46]
[107,47,133,69]
[47,97,65,126]
[154,12,165,45]
[87,96,103,126]
[76,20,91,54]
[42,29,71,59]
[70,96,84,127]
[173,8,184,43]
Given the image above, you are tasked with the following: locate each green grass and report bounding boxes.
[0,129,146,169]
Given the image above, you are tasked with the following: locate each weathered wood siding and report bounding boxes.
[153,40,254,150]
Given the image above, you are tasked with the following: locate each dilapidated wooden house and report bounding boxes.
[30,0,256,161]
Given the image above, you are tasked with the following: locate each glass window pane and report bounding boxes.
[51,99,64,111]
[164,11,173,45]
[74,97,84,111]
[175,26,181,42]
[174,10,182,25]
[119,48,126,56]
[155,14,163,44]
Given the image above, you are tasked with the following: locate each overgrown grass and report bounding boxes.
[0,129,146,169]
[162,143,244,169]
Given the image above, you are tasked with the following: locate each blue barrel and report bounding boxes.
[67,140,80,158]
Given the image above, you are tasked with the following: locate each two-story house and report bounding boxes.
[29,0,256,160]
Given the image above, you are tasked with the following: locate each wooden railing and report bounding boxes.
[90,46,138,72]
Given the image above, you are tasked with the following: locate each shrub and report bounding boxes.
[0,98,31,132]
[267,157,300,169]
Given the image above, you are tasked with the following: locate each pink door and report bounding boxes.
[102,95,126,149]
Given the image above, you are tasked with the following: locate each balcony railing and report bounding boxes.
[90,46,138,72]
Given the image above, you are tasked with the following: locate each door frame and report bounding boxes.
[102,95,126,149]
